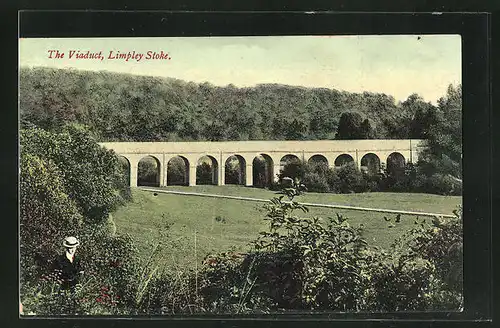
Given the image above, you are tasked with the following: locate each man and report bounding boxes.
[53,236,84,291]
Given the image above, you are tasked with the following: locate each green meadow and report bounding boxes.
[112,186,461,271]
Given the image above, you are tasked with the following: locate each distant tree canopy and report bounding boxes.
[19,67,457,143]
[417,84,462,181]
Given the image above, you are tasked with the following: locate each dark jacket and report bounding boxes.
[53,254,83,290]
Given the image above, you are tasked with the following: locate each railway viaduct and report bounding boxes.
[100,139,424,187]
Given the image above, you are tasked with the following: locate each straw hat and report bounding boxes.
[63,236,80,248]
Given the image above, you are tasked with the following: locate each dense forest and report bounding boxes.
[20,67,450,142]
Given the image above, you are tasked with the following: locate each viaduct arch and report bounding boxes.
[100,139,424,187]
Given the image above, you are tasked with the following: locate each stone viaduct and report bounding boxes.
[99,139,424,188]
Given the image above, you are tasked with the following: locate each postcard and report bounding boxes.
[19,34,463,317]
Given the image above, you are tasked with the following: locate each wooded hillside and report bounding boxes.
[20,67,443,142]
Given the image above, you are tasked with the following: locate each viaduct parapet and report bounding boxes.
[100,139,425,187]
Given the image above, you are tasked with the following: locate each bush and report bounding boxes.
[302,162,332,193]
[196,162,214,185]
[21,125,128,223]
[279,161,370,194]
[138,158,159,186]
[278,161,305,182]
[277,158,463,196]
[411,208,463,296]
[20,153,84,288]
[330,162,368,193]
[371,208,464,311]
[20,125,137,315]
[414,172,462,196]
[184,182,463,313]
[167,157,187,186]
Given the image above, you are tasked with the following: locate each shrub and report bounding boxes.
[302,162,332,193]
[414,172,462,196]
[138,158,159,186]
[278,161,372,194]
[184,181,375,312]
[371,208,464,311]
[167,157,187,186]
[196,162,214,185]
[20,153,83,289]
[20,125,137,315]
[250,182,373,311]
[412,208,463,296]
[302,171,330,193]
[330,163,367,193]
[187,181,463,313]
[278,161,305,182]
[20,125,127,223]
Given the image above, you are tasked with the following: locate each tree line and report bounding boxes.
[20,67,462,194]
[20,67,455,142]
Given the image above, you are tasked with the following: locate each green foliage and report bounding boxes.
[418,209,463,295]
[302,162,332,193]
[252,157,269,188]
[167,157,187,186]
[279,161,370,194]
[335,112,375,139]
[196,162,215,185]
[402,93,439,139]
[138,157,159,186]
[249,182,372,310]
[374,208,464,311]
[413,85,462,194]
[331,162,368,193]
[21,125,128,223]
[278,161,305,183]
[179,182,464,313]
[20,126,138,315]
[23,227,141,315]
[20,152,84,286]
[224,157,245,185]
[276,147,461,196]
[20,67,416,142]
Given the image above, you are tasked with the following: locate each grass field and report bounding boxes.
[112,185,461,271]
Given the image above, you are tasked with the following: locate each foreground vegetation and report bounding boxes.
[20,125,463,315]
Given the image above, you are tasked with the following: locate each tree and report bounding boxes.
[20,125,138,315]
[20,153,84,284]
[20,124,127,223]
[22,67,434,143]
[335,112,373,139]
[414,84,462,194]
[400,93,439,139]
[360,119,375,139]
[425,84,462,178]
[138,158,159,186]
[197,162,214,185]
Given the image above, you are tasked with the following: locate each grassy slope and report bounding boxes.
[112,186,461,271]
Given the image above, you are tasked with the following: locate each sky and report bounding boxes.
[19,35,461,104]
